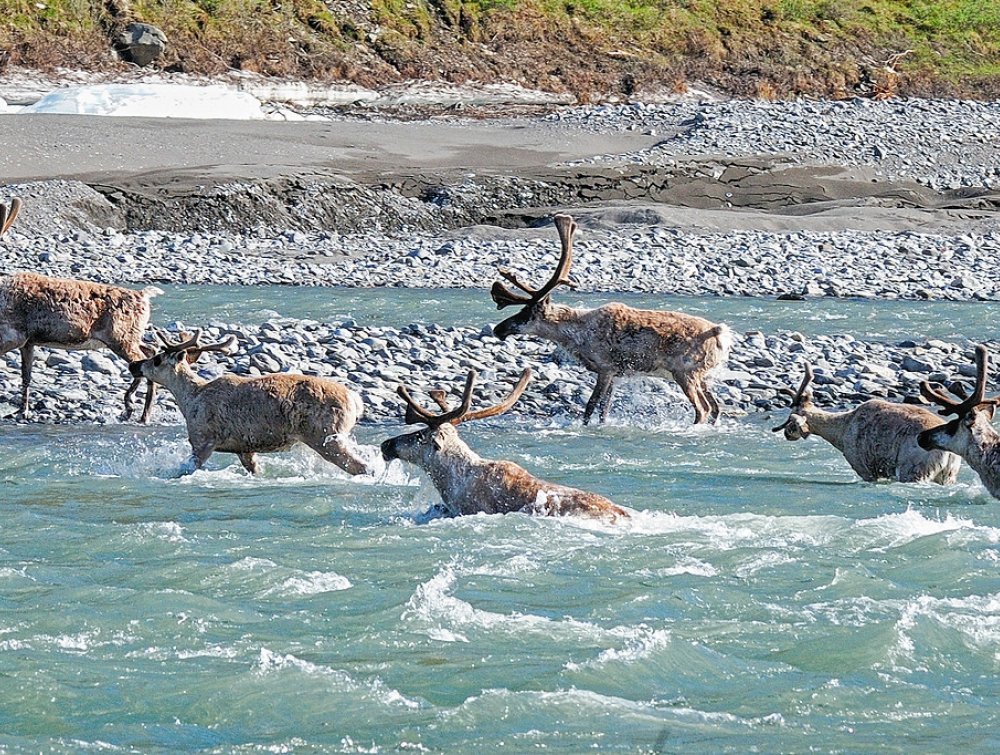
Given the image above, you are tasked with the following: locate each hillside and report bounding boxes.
[2,0,998,99]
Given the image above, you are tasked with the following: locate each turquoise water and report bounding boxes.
[2,289,1000,752]
[158,284,1000,342]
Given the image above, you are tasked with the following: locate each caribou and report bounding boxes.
[774,362,961,484]
[918,344,1000,498]
[490,214,731,424]
[381,368,629,520]
[0,197,158,421]
[129,329,369,476]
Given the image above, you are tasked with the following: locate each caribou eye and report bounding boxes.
[153,355,162,366]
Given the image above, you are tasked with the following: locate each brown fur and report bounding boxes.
[917,345,1000,497]
[0,272,158,420]
[492,215,730,424]
[382,423,628,521]
[133,349,368,475]
[497,299,732,424]
[920,409,1000,497]
[777,369,960,484]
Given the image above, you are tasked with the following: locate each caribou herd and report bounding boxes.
[3,197,1000,517]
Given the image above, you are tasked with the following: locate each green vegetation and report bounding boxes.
[1,0,997,97]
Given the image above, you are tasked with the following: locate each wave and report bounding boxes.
[253,648,422,710]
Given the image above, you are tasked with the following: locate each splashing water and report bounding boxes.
[1,404,998,752]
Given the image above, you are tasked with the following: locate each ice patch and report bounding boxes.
[22,84,265,120]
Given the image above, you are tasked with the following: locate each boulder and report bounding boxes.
[116,23,167,67]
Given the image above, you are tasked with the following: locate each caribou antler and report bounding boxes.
[154,328,238,358]
[457,368,531,424]
[491,214,578,310]
[397,369,532,427]
[921,345,1000,417]
[0,197,22,237]
[772,363,814,432]
[398,371,475,427]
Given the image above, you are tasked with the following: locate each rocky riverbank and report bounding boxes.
[553,98,1000,192]
[1,221,998,301]
[1,96,999,429]
[3,314,996,431]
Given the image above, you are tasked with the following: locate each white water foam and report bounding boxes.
[894,592,1000,660]
[850,507,995,551]
[124,521,188,543]
[403,563,603,642]
[565,625,673,670]
[253,648,421,709]
[405,563,680,670]
[262,570,352,597]
[640,556,718,578]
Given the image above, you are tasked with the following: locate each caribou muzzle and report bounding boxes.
[380,437,400,461]
[492,309,531,341]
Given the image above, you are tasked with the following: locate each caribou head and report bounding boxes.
[381,368,532,465]
[129,329,239,383]
[918,345,1000,454]
[772,364,816,440]
[491,214,577,340]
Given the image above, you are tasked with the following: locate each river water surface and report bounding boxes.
[1,289,998,752]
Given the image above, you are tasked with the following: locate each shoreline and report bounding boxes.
[1,95,998,426]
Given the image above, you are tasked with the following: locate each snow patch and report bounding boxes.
[22,84,266,120]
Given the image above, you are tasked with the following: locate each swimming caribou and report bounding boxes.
[381,368,628,520]
[918,344,1000,498]
[774,362,961,484]
[490,214,731,424]
[0,197,158,421]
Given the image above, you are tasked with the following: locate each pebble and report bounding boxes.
[548,98,1000,192]
[1,224,999,302]
[0,98,997,425]
[1,316,996,428]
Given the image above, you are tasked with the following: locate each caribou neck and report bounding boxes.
[421,439,486,510]
[529,303,591,347]
[962,424,1000,497]
[156,365,210,412]
[802,405,853,451]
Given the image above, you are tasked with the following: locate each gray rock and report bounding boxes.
[901,355,933,373]
[116,23,168,67]
[80,353,119,375]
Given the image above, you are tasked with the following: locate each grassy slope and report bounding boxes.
[1,0,997,98]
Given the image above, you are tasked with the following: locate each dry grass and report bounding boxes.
[0,0,996,98]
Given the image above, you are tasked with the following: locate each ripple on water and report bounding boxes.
[2,403,1000,751]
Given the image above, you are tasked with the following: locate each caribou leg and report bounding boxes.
[583,372,614,425]
[677,374,709,424]
[18,343,34,418]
